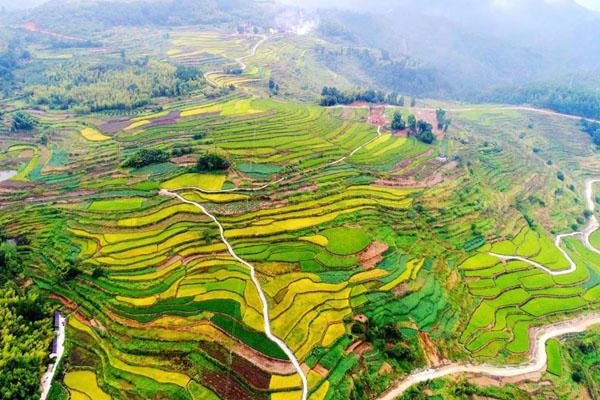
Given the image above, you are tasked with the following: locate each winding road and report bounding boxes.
[40,313,66,400]
[379,179,600,399]
[160,189,309,400]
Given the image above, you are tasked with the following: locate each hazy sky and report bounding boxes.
[575,0,600,10]
[0,0,599,11]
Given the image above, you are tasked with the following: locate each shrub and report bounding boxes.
[557,171,565,181]
[571,369,584,383]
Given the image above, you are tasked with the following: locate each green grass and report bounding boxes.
[322,227,370,256]
[89,197,145,211]
[546,338,562,376]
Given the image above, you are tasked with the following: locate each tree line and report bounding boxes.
[489,84,600,121]
[319,86,407,107]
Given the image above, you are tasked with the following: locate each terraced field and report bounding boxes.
[1,25,600,400]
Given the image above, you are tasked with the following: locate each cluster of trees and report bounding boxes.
[319,86,405,107]
[580,119,600,147]
[10,111,36,132]
[224,66,243,75]
[196,152,230,172]
[27,61,205,113]
[171,147,193,157]
[490,84,600,121]
[122,148,170,168]
[390,111,436,144]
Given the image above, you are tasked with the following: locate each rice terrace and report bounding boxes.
[0,1,600,400]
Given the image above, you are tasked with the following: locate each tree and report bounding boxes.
[407,114,417,132]
[268,77,279,95]
[391,112,405,130]
[417,119,432,134]
[436,108,448,130]
[10,111,35,132]
[196,153,230,172]
[557,171,565,181]
[416,129,435,144]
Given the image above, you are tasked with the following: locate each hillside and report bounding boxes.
[0,2,599,400]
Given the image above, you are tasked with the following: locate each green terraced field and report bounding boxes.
[1,17,599,400]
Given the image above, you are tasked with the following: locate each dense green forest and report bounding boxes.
[580,119,600,146]
[489,83,600,121]
[1,0,269,33]
[0,234,54,400]
[27,61,205,112]
[316,46,445,98]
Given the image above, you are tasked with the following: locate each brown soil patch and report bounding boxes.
[368,105,388,126]
[392,282,411,298]
[346,340,373,358]
[359,241,389,269]
[278,183,318,198]
[148,111,180,127]
[353,313,368,323]
[313,363,329,377]
[392,129,409,138]
[418,332,443,368]
[376,170,444,189]
[203,344,271,390]
[171,155,196,166]
[90,318,106,333]
[201,371,266,400]
[49,293,79,313]
[100,120,131,133]
[468,375,502,387]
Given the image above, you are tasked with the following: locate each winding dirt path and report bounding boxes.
[379,179,600,398]
[159,189,309,400]
[205,34,268,87]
